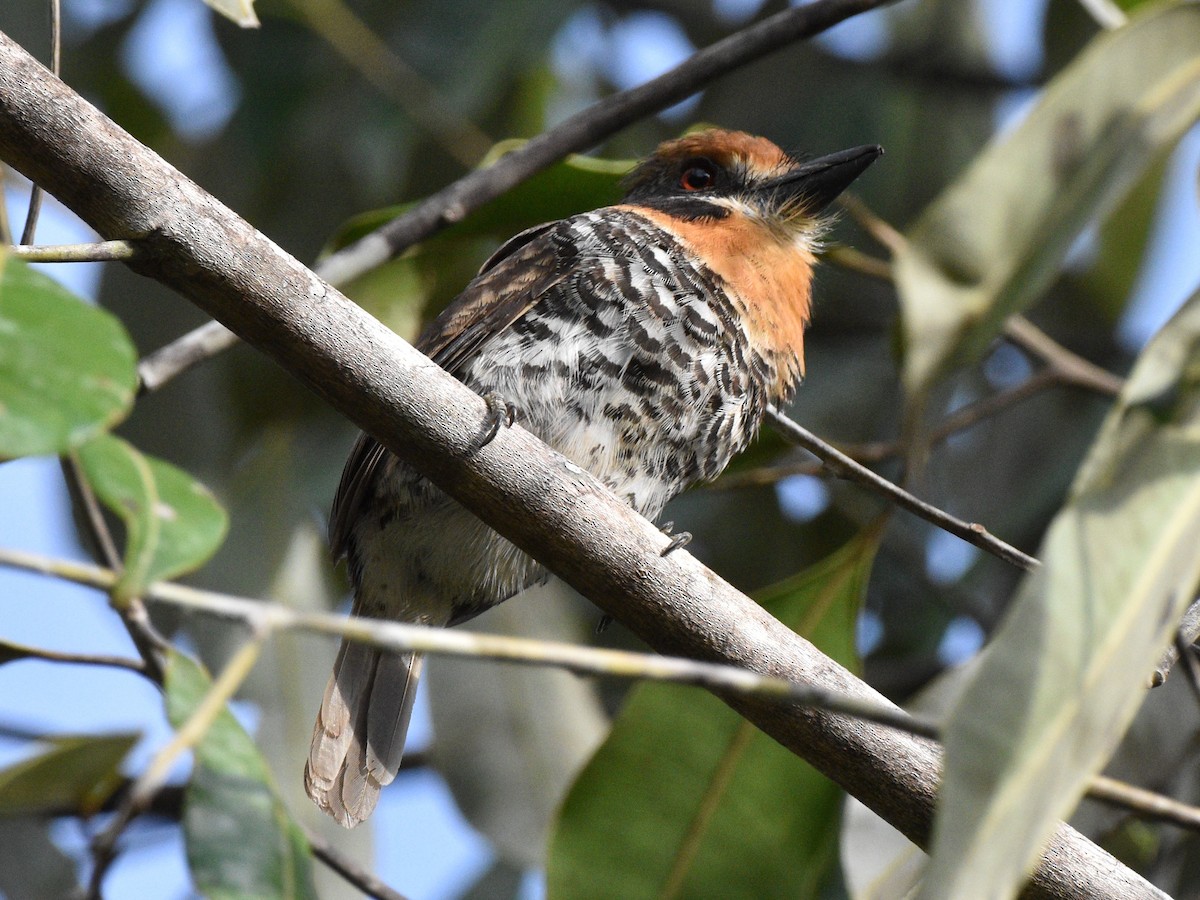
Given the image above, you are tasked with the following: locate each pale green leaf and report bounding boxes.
[165,651,316,900]
[920,287,1200,899]
[547,530,879,900]
[0,250,137,459]
[76,434,228,600]
[897,1,1200,396]
[0,733,137,816]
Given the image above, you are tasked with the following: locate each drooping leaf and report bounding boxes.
[0,250,137,459]
[896,2,1200,397]
[547,530,880,900]
[919,286,1200,899]
[165,651,316,900]
[0,733,137,816]
[76,434,228,601]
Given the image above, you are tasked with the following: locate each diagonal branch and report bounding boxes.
[766,406,1040,572]
[0,28,1162,899]
[0,546,938,739]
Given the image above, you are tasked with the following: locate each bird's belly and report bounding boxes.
[353,313,766,627]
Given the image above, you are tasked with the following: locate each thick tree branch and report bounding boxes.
[0,30,1164,900]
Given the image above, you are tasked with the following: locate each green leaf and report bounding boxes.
[165,651,316,900]
[547,530,880,900]
[896,1,1200,397]
[76,435,228,600]
[0,250,137,459]
[203,0,259,28]
[920,286,1200,900]
[0,733,137,816]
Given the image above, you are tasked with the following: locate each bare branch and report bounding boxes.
[765,406,1040,572]
[0,637,144,673]
[1086,775,1200,833]
[0,547,939,739]
[7,239,138,262]
[307,830,414,900]
[0,31,1162,897]
[1004,315,1125,397]
[137,320,240,394]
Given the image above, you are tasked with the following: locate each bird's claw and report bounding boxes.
[659,521,692,556]
[595,614,613,634]
[473,392,517,450]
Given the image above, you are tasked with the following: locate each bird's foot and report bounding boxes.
[595,614,613,634]
[659,521,692,556]
[473,392,518,451]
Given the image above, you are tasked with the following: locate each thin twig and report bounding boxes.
[7,239,139,262]
[136,320,240,394]
[131,0,902,394]
[821,243,893,281]
[716,369,1062,490]
[829,193,1127,401]
[1004,316,1125,397]
[0,638,144,673]
[0,546,940,740]
[1086,774,1200,833]
[765,405,1040,572]
[307,829,412,900]
[836,191,905,255]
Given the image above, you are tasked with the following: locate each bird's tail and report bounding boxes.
[305,640,423,828]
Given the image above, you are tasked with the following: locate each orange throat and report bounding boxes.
[627,205,814,396]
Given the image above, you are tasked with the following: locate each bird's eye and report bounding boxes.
[679,160,717,192]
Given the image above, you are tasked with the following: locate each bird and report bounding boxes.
[305,129,881,827]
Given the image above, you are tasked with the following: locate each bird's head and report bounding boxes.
[621,129,881,242]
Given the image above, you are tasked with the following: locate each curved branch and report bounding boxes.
[0,28,1163,899]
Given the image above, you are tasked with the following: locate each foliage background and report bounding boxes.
[1,0,1200,897]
